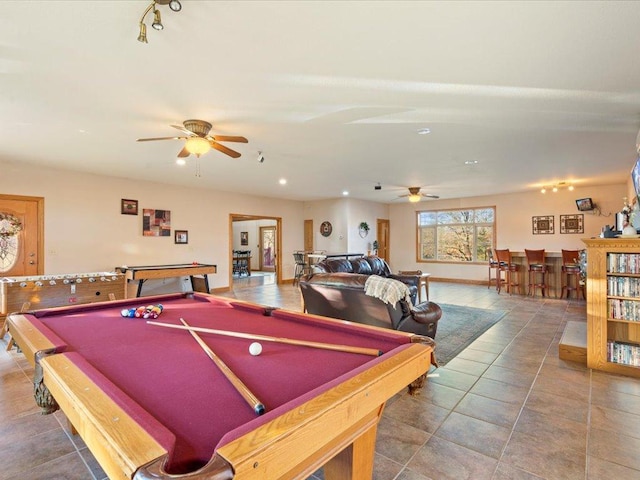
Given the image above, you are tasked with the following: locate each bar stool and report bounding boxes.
[561,249,583,299]
[495,249,521,295]
[293,251,309,286]
[525,249,549,297]
[488,248,500,289]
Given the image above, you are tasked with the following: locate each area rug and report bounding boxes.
[434,304,507,365]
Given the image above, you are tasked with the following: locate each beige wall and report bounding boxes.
[0,160,305,292]
[388,183,627,282]
[0,159,630,288]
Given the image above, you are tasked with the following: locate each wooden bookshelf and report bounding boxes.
[584,238,640,378]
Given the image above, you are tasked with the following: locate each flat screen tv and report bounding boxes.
[632,156,640,201]
[576,197,594,212]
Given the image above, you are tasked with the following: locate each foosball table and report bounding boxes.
[0,272,126,327]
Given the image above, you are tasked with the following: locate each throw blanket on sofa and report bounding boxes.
[364,275,413,308]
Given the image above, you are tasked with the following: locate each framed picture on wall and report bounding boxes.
[560,214,584,234]
[174,230,188,244]
[532,215,554,235]
[121,199,138,215]
[241,231,248,246]
[143,209,171,237]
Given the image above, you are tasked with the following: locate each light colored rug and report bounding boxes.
[434,303,507,365]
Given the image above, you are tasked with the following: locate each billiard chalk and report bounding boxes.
[249,342,262,356]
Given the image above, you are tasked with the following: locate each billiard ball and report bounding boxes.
[249,342,262,356]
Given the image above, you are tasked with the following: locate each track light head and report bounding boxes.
[152,9,163,30]
[257,152,265,163]
[169,0,182,12]
[137,23,148,43]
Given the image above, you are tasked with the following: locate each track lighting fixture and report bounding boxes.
[137,0,181,44]
[540,181,574,194]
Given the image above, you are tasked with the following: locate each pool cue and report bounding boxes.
[147,320,383,357]
[179,318,265,416]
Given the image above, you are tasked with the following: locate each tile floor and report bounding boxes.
[2,278,640,480]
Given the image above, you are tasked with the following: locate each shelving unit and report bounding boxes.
[584,238,640,378]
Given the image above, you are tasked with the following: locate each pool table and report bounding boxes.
[7,292,434,480]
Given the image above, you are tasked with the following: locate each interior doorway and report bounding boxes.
[229,214,282,286]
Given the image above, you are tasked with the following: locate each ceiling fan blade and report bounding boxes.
[211,135,248,143]
[177,146,191,158]
[137,136,186,142]
[171,124,195,136]
[210,141,241,158]
[422,193,440,199]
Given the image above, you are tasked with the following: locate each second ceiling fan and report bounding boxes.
[137,119,248,158]
[398,187,440,202]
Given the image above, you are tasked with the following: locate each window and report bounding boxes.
[417,207,495,262]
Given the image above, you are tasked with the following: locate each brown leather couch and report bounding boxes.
[312,256,422,304]
[299,272,441,339]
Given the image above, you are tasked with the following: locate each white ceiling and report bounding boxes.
[2,1,640,203]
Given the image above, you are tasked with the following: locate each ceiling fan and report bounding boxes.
[137,119,248,158]
[398,187,440,202]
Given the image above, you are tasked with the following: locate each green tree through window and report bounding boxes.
[417,207,495,262]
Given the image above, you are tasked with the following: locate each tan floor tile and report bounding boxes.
[481,364,537,388]
[412,380,467,410]
[375,416,430,464]
[427,368,479,392]
[454,392,522,428]
[383,394,451,434]
[590,405,640,440]
[493,462,545,479]
[591,387,640,416]
[456,348,501,365]
[469,377,529,405]
[434,411,510,458]
[407,436,497,480]
[501,430,585,480]
[588,427,640,470]
[442,357,490,376]
[524,388,588,423]
[514,408,586,453]
[587,455,640,479]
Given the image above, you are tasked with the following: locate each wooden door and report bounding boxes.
[260,226,276,272]
[0,194,44,276]
[304,220,313,252]
[376,219,390,260]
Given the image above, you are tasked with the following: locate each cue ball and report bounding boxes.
[249,342,262,356]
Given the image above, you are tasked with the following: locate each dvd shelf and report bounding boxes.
[584,238,640,377]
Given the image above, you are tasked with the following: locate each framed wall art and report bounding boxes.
[240,231,248,246]
[121,199,138,215]
[560,214,584,234]
[174,230,188,244]
[143,209,171,237]
[532,215,554,235]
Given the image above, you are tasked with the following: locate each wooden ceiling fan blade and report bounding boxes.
[211,141,241,158]
[137,136,185,142]
[177,146,191,158]
[212,135,248,143]
[422,193,440,199]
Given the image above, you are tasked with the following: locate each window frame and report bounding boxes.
[415,205,496,264]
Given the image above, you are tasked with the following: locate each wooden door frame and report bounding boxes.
[229,214,282,285]
[0,193,45,275]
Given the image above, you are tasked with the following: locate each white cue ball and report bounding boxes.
[249,342,263,356]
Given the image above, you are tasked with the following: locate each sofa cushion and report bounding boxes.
[365,256,392,276]
[350,258,373,275]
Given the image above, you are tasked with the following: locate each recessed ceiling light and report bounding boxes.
[342,191,349,196]
[417,128,431,135]
[176,159,186,166]
[464,160,478,165]
[279,178,287,185]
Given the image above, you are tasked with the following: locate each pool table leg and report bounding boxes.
[323,416,378,480]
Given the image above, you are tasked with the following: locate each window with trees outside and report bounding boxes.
[417,207,495,262]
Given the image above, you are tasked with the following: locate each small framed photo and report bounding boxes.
[174,230,188,244]
[560,214,584,234]
[121,199,138,215]
[532,215,554,235]
[240,231,248,246]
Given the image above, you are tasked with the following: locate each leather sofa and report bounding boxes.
[299,272,441,339]
[312,256,422,304]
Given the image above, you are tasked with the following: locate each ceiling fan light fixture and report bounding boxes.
[185,136,211,157]
[409,194,421,203]
[152,9,163,30]
[176,158,186,166]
